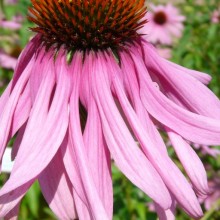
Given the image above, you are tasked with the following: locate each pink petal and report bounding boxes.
[167,129,209,196]
[0,20,21,30]
[4,203,19,220]
[0,58,34,164]
[29,51,52,104]
[142,43,220,118]
[0,182,33,217]
[12,35,41,89]
[0,82,12,119]
[11,123,26,160]
[0,52,17,69]
[39,148,77,219]
[61,138,92,220]
[67,52,110,220]
[83,103,113,217]
[0,52,70,214]
[91,52,172,210]
[110,57,202,218]
[73,191,90,220]
[154,196,176,220]
[0,82,31,169]
[119,51,167,154]
[81,54,113,218]
[141,40,211,85]
[130,50,220,146]
[11,83,31,136]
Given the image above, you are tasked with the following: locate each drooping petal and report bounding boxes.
[154,191,176,220]
[29,51,51,104]
[11,83,31,136]
[0,82,12,117]
[0,58,34,163]
[142,42,220,118]
[83,103,113,218]
[155,200,176,220]
[68,52,110,220]
[119,51,167,154]
[130,49,220,146]
[73,191,90,220]
[11,123,26,161]
[39,148,77,219]
[4,203,19,220]
[139,40,211,85]
[11,35,41,88]
[164,59,211,85]
[81,53,113,218]
[0,83,31,170]
[0,182,33,217]
[61,137,92,220]
[91,52,172,210]
[0,53,70,214]
[167,129,209,196]
[110,56,202,218]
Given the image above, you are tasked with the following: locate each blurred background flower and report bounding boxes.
[140,3,185,45]
[211,9,220,23]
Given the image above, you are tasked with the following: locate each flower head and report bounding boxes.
[204,177,220,210]
[0,0,220,219]
[28,0,146,50]
[140,3,185,45]
[0,13,21,30]
[0,51,18,69]
[211,9,220,23]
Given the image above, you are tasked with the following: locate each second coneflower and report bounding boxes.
[0,0,220,219]
[140,3,185,45]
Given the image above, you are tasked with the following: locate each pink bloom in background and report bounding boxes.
[0,0,220,219]
[0,7,22,30]
[0,13,22,30]
[0,51,17,69]
[140,3,185,45]
[0,19,21,30]
[5,0,18,4]
[211,9,220,23]
[204,177,220,210]
[193,143,220,157]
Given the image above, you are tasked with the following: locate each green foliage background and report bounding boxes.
[0,0,220,219]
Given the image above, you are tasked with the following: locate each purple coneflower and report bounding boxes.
[0,14,21,30]
[0,0,220,219]
[0,51,17,69]
[139,3,185,45]
[211,9,220,23]
[204,177,220,211]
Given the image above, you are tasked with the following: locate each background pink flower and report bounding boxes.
[0,51,17,69]
[204,177,220,210]
[140,3,185,45]
[211,9,220,23]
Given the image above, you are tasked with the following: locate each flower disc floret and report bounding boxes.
[28,0,147,51]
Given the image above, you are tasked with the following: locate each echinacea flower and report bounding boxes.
[139,3,185,45]
[203,177,220,211]
[193,143,220,157]
[211,9,220,23]
[0,0,220,219]
[0,51,17,69]
[5,0,18,5]
[0,17,21,30]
